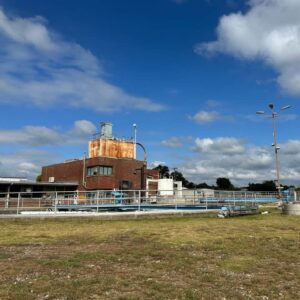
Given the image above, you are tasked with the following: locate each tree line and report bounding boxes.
[153,165,293,191]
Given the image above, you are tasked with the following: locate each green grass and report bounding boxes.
[0,211,299,299]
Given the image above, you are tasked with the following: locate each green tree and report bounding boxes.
[216,177,234,190]
[248,181,276,191]
[186,181,196,189]
[170,170,189,187]
[153,165,170,178]
[153,165,200,188]
[196,182,212,189]
[36,174,42,182]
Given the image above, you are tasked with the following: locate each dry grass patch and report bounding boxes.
[0,211,299,299]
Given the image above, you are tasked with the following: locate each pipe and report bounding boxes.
[82,153,87,189]
[136,142,147,162]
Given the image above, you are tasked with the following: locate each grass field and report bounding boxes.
[0,211,299,300]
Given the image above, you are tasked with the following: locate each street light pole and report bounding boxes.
[271,109,281,197]
[256,103,291,201]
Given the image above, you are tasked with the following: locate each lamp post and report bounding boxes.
[256,103,291,200]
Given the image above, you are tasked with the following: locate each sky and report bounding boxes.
[0,0,300,186]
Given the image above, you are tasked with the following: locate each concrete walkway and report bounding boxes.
[0,209,217,220]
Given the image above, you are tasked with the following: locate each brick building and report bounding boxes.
[41,122,159,190]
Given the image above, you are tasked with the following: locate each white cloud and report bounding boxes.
[73,120,97,136]
[0,120,97,178]
[161,136,194,148]
[0,11,55,51]
[0,126,63,146]
[149,161,166,168]
[161,137,183,148]
[282,140,300,155]
[0,150,60,179]
[0,8,165,112]
[195,0,300,96]
[0,120,97,146]
[190,110,219,123]
[193,137,245,154]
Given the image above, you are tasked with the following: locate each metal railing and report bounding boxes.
[0,189,288,215]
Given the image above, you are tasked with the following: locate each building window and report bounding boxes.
[87,166,113,176]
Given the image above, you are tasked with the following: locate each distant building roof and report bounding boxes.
[0,177,28,183]
[0,180,78,186]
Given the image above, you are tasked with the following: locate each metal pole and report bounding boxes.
[271,112,282,199]
[17,193,20,215]
[138,190,141,211]
[55,191,58,212]
[257,104,291,203]
[6,184,12,209]
[82,153,87,189]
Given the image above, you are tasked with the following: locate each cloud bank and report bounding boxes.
[0,120,96,146]
[181,136,300,185]
[0,120,97,178]
[0,150,60,178]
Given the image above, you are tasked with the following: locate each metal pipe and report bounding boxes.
[5,183,12,209]
[82,153,87,189]
[17,192,20,215]
[136,142,147,162]
[133,124,137,159]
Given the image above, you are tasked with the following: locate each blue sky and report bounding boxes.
[0,0,300,186]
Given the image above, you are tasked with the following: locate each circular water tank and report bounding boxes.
[101,122,113,138]
[282,203,300,216]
